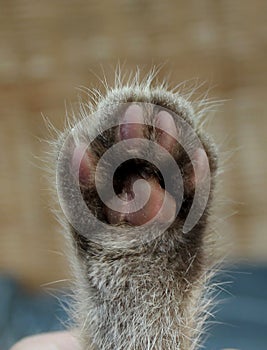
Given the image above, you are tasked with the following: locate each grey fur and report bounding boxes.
[50,69,219,350]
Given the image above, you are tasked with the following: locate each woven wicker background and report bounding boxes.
[0,0,266,287]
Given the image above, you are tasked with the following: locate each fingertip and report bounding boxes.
[10,331,81,350]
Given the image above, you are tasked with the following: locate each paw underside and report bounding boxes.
[58,102,216,246]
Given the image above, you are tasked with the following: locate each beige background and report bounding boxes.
[0,0,266,288]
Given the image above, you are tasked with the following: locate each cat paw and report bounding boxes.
[57,100,216,248]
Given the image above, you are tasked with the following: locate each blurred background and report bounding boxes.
[0,1,266,349]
